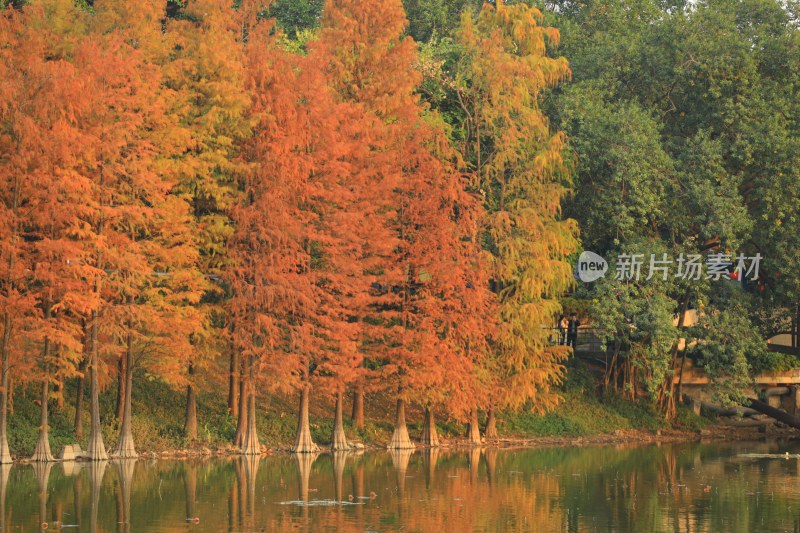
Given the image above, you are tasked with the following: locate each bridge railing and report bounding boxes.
[545,326,606,354]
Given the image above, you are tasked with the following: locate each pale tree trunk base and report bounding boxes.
[241,389,261,455]
[484,408,498,439]
[86,429,108,461]
[466,407,482,447]
[420,407,440,447]
[388,398,415,450]
[32,379,54,462]
[86,319,108,461]
[32,433,54,462]
[330,392,351,451]
[112,433,138,459]
[86,370,108,461]
[292,385,319,454]
[112,351,137,459]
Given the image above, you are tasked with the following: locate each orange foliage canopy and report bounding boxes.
[317,0,496,419]
[0,0,576,449]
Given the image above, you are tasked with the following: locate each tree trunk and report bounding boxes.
[234,370,247,447]
[0,185,18,466]
[292,384,318,453]
[388,398,414,450]
[0,312,12,464]
[113,332,137,458]
[466,407,481,446]
[32,306,54,463]
[53,378,64,411]
[351,386,364,429]
[86,311,108,461]
[484,408,498,439]
[117,356,126,422]
[53,345,65,411]
[116,354,125,423]
[32,372,54,462]
[184,365,198,441]
[240,357,260,455]
[74,355,86,441]
[420,407,440,447]
[331,391,350,451]
[32,377,54,462]
[228,349,238,418]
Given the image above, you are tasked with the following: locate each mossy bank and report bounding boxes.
[7,361,708,460]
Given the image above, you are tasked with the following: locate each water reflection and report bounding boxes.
[5,441,800,531]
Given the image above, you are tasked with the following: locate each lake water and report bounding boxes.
[3,440,800,532]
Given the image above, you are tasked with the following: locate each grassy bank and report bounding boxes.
[6,360,706,458]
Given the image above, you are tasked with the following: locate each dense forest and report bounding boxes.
[1,0,798,462]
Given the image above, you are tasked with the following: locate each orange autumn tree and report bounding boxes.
[58,11,171,460]
[0,0,103,463]
[25,22,98,462]
[0,0,174,461]
[90,0,174,440]
[0,4,63,464]
[231,10,367,455]
[388,131,496,448]
[319,0,496,449]
[452,1,578,435]
[317,0,408,432]
[84,0,200,460]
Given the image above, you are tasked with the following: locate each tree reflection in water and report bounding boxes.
[4,441,800,532]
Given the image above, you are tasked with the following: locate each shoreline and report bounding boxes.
[12,423,798,464]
